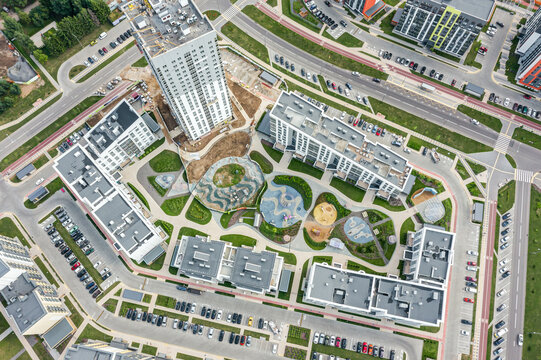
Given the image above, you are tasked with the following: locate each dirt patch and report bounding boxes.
[155,94,178,131]
[186,131,251,182]
[0,34,18,78]
[19,78,44,98]
[304,221,332,242]
[411,188,437,206]
[313,202,338,226]
[231,100,246,129]
[228,80,262,118]
[119,65,161,96]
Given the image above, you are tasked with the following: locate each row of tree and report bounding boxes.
[0,79,21,115]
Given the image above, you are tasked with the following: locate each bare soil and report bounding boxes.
[228,80,261,118]
[304,221,332,242]
[186,131,251,182]
[120,66,161,96]
[19,78,44,98]
[155,94,178,131]
[0,33,18,78]
[231,101,246,129]
[411,188,436,206]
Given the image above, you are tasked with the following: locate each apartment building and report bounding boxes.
[171,235,284,294]
[515,8,541,89]
[0,235,41,289]
[84,100,157,173]
[393,0,495,57]
[54,145,165,264]
[266,91,413,200]
[66,339,156,359]
[123,0,232,140]
[345,0,386,20]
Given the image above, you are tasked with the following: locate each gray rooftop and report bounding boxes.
[94,193,155,254]
[15,163,35,180]
[177,236,225,281]
[123,289,144,302]
[42,317,74,348]
[306,263,374,310]
[142,112,161,133]
[278,269,292,293]
[260,71,279,85]
[230,248,277,293]
[28,186,49,202]
[5,291,46,333]
[54,145,115,205]
[65,341,154,360]
[437,0,494,21]
[464,82,485,96]
[372,278,444,325]
[415,227,454,284]
[141,244,165,265]
[0,259,9,278]
[86,100,140,155]
[473,202,484,223]
[272,92,410,187]
[124,0,213,58]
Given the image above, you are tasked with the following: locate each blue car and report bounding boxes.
[85,281,95,289]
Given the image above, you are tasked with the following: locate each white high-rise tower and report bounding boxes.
[123,0,232,140]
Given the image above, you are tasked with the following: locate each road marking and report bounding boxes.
[514,169,534,183]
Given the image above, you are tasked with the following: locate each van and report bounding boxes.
[465,287,477,293]
[495,328,508,337]
[99,32,108,40]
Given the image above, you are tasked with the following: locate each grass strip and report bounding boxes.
[220,234,257,247]
[222,21,269,63]
[127,183,150,209]
[457,105,502,132]
[192,318,241,333]
[265,246,297,265]
[243,329,270,340]
[77,41,136,83]
[34,257,59,287]
[512,127,541,150]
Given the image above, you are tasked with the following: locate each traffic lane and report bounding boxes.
[0,48,140,163]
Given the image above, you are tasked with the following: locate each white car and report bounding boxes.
[496,289,507,297]
[499,258,509,266]
[173,319,178,329]
[504,98,510,107]
[471,119,480,125]
[499,267,509,274]
[190,303,196,313]
[272,344,278,354]
[217,310,222,320]
[460,330,469,336]
[518,333,523,346]
[84,60,90,67]
[466,266,477,271]
[100,267,110,276]
[208,327,214,339]
[356,95,362,102]
[35,178,44,186]
[306,72,311,80]
[467,250,479,256]
[226,313,232,322]
[352,71,359,76]
[313,332,320,344]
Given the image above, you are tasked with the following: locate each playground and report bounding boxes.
[260,182,307,228]
[343,216,374,244]
[411,187,438,206]
[313,202,338,226]
[304,221,333,243]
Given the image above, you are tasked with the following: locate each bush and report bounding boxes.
[274,175,312,210]
[314,192,351,220]
[185,198,212,225]
[250,151,273,174]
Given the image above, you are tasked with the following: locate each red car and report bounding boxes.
[467,261,477,266]
[451,79,456,87]
[353,118,359,126]
[368,345,373,355]
[335,337,341,347]
[66,138,72,145]
[240,335,245,346]
[102,47,108,53]
[465,276,476,282]
[376,128,382,136]
[332,82,337,90]
[464,297,474,303]
[524,94,532,99]
[362,342,368,353]
[480,46,487,52]
[71,262,80,270]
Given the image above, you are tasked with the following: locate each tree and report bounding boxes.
[9,84,21,96]
[1,13,24,39]
[0,80,10,97]
[50,0,74,17]
[33,49,48,63]
[15,8,31,25]
[29,5,50,27]
[13,31,36,53]
[4,0,27,9]
[43,33,65,56]
[86,8,99,26]
[88,0,110,24]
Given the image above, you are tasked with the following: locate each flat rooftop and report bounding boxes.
[177,236,225,281]
[272,92,410,188]
[123,0,213,58]
[416,227,454,284]
[86,100,140,155]
[230,248,277,293]
[437,0,494,21]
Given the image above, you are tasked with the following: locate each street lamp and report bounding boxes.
[68,31,84,49]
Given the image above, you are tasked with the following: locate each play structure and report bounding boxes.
[343,216,374,244]
[260,182,307,228]
[313,202,338,226]
[411,187,438,206]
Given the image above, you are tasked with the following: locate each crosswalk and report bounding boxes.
[515,169,534,183]
[494,133,511,154]
[221,5,241,21]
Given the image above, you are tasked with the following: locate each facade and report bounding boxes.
[54,145,165,263]
[0,235,41,289]
[393,0,495,57]
[516,8,541,89]
[172,235,284,294]
[66,339,156,359]
[345,0,386,20]
[123,0,232,140]
[0,273,70,335]
[85,100,156,173]
[268,92,413,200]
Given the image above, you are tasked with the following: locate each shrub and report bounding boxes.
[274,175,312,210]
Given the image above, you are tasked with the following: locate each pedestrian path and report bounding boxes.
[494,133,511,154]
[514,169,534,183]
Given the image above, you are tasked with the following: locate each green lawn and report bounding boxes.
[148,176,167,197]
[303,228,326,250]
[156,294,177,309]
[69,65,87,79]
[370,98,492,153]
[220,211,235,228]
[405,136,456,159]
[103,298,118,313]
[161,195,190,216]
[142,345,158,356]
[282,0,321,33]
[261,141,284,162]
[287,325,311,347]
[399,217,415,245]
[285,345,307,360]
[505,35,520,85]
[76,324,113,344]
[222,22,270,63]
[177,353,203,360]
[0,332,24,359]
[330,177,365,202]
[134,252,165,271]
[0,217,29,247]
[512,127,541,150]
[127,183,150,209]
[24,177,68,209]
[192,318,241,333]
[266,246,297,265]
[505,154,517,168]
[243,329,270,340]
[373,196,405,211]
[457,105,502,132]
[523,185,541,358]
[138,138,165,159]
[323,31,364,47]
[132,57,148,67]
[467,181,483,197]
[220,234,257,247]
[312,343,377,359]
[455,160,470,180]
[346,260,386,276]
[250,151,273,174]
[33,154,49,169]
[497,181,515,214]
[34,256,59,287]
[466,159,487,175]
[464,40,482,69]
[154,220,173,240]
[204,10,221,20]
[0,312,9,334]
[242,5,387,79]
[178,227,208,238]
[0,96,101,171]
[149,150,182,172]
[288,158,323,179]
[119,301,149,317]
[64,296,84,327]
[32,340,54,360]
[432,198,453,231]
[185,198,212,224]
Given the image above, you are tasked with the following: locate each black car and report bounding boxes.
[54,208,64,216]
[495,320,506,329]
[64,250,73,258]
[502,271,510,279]
[274,54,279,63]
[175,301,181,310]
[489,93,495,102]
[232,313,238,323]
[79,274,89,282]
[501,228,510,236]
[110,41,117,48]
[211,309,217,319]
[438,73,444,81]
[412,63,418,71]
[193,324,198,335]
[340,20,347,27]
[237,314,242,324]
[229,332,235,344]
[341,338,347,349]
[466,281,477,288]
[61,247,70,255]
[420,66,426,74]
[429,69,436,77]
[55,240,64,247]
[102,272,112,280]
[123,31,130,38]
[280,56,284,65]
[502,220,511,227]
[345,82,352,90]
[234,334,240,344]
[496,21,504,27]
[142,312,147,321]
[89,285,99,294]
[178,320,183,330]
[502,212,511,220]
[185,303,191,313]
[258,318,264,329]
[422,147,429,156]
[127,309,133,319]
[98,49,104,56]
[131,310,137,321]
[69,258,78,266]
[157,315,163,327]
[461,319,472,325]
[201,306,207,317]
[147,313,153,323]
[338,86,343,94]
[93,290,101,299]
[493,337,505,346]
[219,330,225,342]
[180,302,186,312]
[117,36,123,43]
[331,23,338,30]
[372,78,381,83]
[206,308,211,318]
